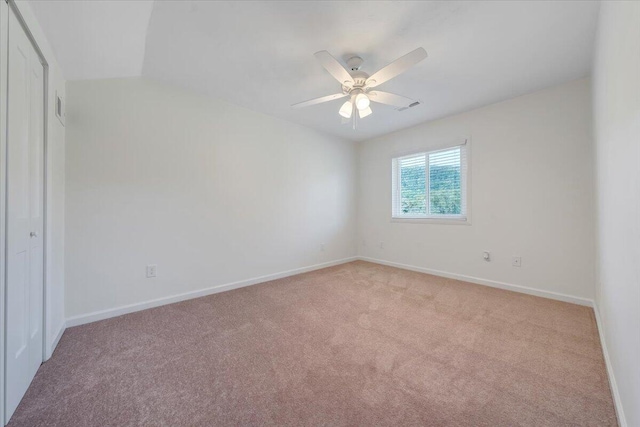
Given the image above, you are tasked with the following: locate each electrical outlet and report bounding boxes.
[512,257,522,267]
[146,264,157,278]
[380,242,385,249]
[320,243,325,252]
[483,251,491,262]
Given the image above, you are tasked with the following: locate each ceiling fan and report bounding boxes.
[292,48,427,128]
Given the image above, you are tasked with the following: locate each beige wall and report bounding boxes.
[357,79,595,303]
[64,77,357,320]
[592,2,640,426]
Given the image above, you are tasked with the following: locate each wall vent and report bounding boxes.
[398,101,421,112]
[55,91,65,126]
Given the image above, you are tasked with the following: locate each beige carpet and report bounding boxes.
[8,261,617,426]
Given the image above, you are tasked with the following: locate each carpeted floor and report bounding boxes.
[8,261,617,426]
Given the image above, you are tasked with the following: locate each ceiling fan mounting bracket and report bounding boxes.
[346,56,364,71]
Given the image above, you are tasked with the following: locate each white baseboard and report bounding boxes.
[46,321,66,360]
[592,302,627,427]
[356,256,594,307]
[65,257,358,328]
[65,255,592,328]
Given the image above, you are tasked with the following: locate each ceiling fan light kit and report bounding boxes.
[292,47,427,129]
[339,100,353,119]
[358,106,372,119]
[355,93,370,110]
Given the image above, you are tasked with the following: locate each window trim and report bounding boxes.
[391,139,471,225]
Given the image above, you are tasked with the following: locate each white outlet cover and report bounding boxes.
[146,264,157,278]
[512,257,522,267]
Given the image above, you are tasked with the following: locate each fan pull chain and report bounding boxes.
[352,103,357,130]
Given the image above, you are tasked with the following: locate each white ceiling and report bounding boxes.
[28,0,154,80]
[29,1,600,142]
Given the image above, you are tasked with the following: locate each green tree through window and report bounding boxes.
[394,145,466,218]
[399,156,426,214]
[429,148,461,215]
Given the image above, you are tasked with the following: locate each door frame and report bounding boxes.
[0,0,50,423]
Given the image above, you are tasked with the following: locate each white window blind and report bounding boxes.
[392,143,468,220]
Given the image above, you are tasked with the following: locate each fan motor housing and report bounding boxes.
[343,70,369,93]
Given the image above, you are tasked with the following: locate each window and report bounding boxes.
[392,142,468,221]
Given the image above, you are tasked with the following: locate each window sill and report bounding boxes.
[391,216,470,225]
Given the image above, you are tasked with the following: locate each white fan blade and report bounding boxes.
[366,47,427,88]
[291,93,347,109]
[368,91,415,108]
[358,106,372,119]
[314,51,354,87]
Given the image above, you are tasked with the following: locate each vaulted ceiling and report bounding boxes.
[29,0,600,141]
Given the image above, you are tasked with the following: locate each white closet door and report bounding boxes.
[5,7,44,422]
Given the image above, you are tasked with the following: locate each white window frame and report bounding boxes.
[391,139,471,225]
